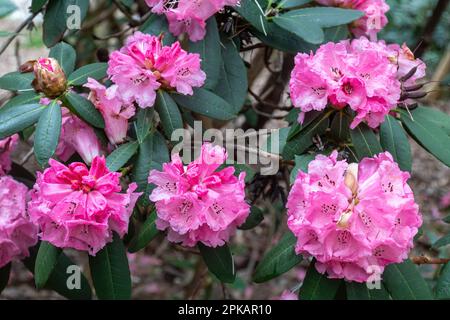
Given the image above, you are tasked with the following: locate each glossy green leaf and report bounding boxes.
[172,88,236,121]
[400,108,450,167]
[106,141,139,172]
[433,233,450,249]
[0,103,46,140]
[63,91,105,128]
[0,72,34,91]
[239,206,264,230]
[49,42,76,75]
[1,92,41,111]
[277,0,311,9]
[350,123,383,160]
[128,211,160,253]
[436,262,450,299]
[134,108,154,144]
[380,115,412,172]
[383,260,433,300]
[190,18,221,89]
[155,90,183,139]
[299,261,342,300]
[235,0,269,34]
[89,233,132,300]
[31,0,47,13]
[253,232,302,283]
[289,154,315,184]
[346,282,390,300]
[34,100,62,167]
[199,243,236,283]
[34,241,62,289]
[67,63,108,85]
[330,111,350,141]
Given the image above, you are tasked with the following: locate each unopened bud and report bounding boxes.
[344,163,358,194]
[337,210,353,229]
[21,58,67,98]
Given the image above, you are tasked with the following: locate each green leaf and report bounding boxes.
[68,62,107,85]
[408,106,450,136]
[273,8,363,44]
[346,282,390,300]
[128,211,160,253]
[155,90,183,139]
[1,92,41,111]
[299,261,342,300]
[287,110,321,141]
[282,112,331,160]
[134,108,154,144]
[0,0,16,18]
[213,37,248,113]
[277,0,311,9]
[172,88,236,121]
[239,206,264,230]
[383,260,434,300]
[235,0,269,34]
[199,243,235,283]
[34,100,62,168]
[89,233,132,300]
[23,245,92,300]
[49,42,76,75]
[290,154,315,184]
[253,232,302,283]
[34,241,62,289]
[0,263,11,294]
[190,18,221,89]
[106,141,139,172]
[0,103,46,140]
[380,115,412,172]
[139,14,176,45]
[0,72,34,91]
[330,111,350,142]
[43,0,89,47]
[350,123,383,160]
[436,262,450,299]
[63,91,105,128]
[133,132,169,206]
[433,234,450,249]
[31,0,48,13]
[400,108,450,167]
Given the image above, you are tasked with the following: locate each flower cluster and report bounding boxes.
[0,134,18,176]
[55,106,104,165]
[28,156,141,255]
[145,0,240,41]
[315,0,389,40]
[107,32,206,109]
[286,151,421,282]
[148,143,250,247]
[0,176,38,268]
[289,37,426,129]
[85,78,136,145]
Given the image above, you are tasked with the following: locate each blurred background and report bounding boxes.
[0,0,449,299]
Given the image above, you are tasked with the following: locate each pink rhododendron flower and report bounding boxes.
[55,108,103,165]
[85,78,136,145]
[28,156,141,255]
[441,192,450,209]
[290,37,426,129]
[286,151,421,282]
[0,134,19,176]
[0,176,38,268]
[148,143,250,247]
[315,0,389,40]
[107,32,206,108]
[145,0,240,41]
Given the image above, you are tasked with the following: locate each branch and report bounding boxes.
[411,256,450,265]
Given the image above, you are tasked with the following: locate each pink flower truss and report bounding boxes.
[145,0,240,41]
[148,143,250,247]
[0,134,19,176]
[286,151,421,282]
[107,32,206,109]
[290,37,426,129]
[85,78,136,145]
[0,176,38,268]
[55,108,103,165]
[28,156,141,255]
[315,0,389,40]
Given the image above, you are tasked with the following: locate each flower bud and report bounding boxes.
[21,58,67,98]
[337,210,353,229]
[344,163,359,195]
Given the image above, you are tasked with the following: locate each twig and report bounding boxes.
[411,256,450,265]
[240,43,266,52]
[249,89,292,110]
[0,10,40,56]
